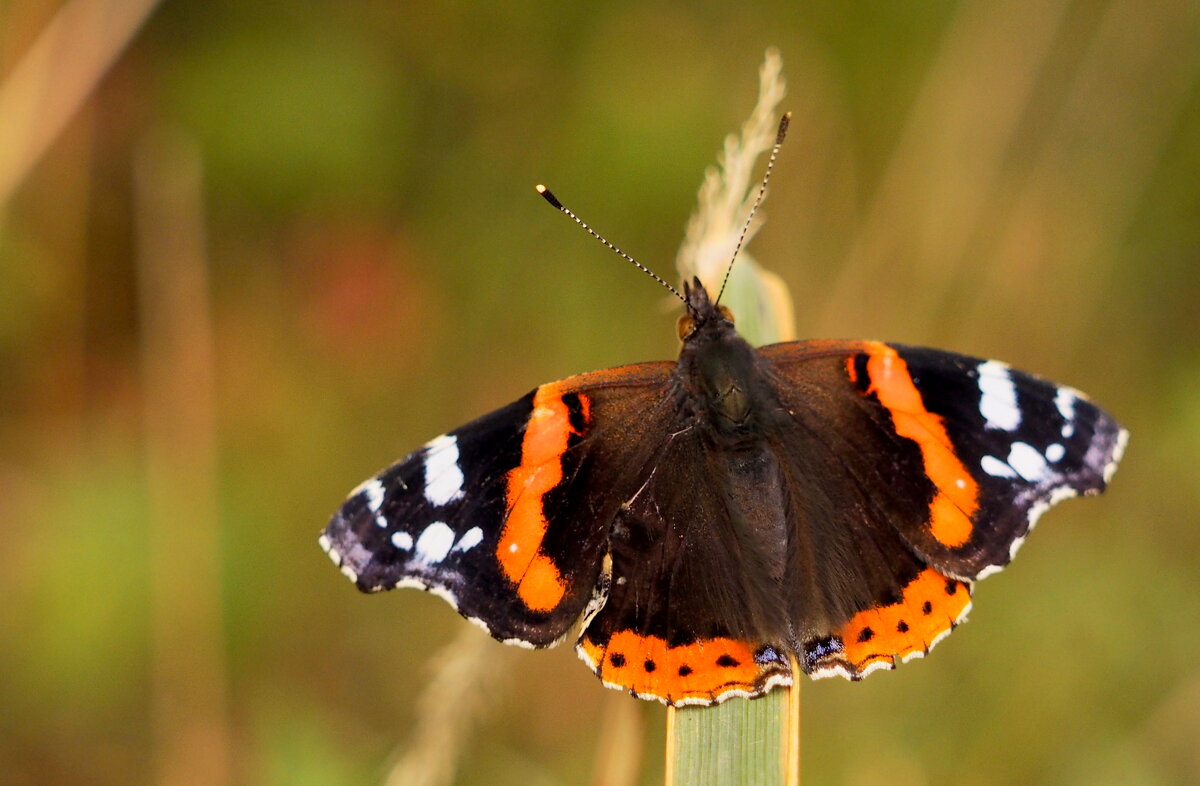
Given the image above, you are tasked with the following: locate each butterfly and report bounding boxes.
[320,118,1126,706]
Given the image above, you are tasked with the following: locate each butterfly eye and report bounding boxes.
[677,314,695,340]
[718,305,736,325]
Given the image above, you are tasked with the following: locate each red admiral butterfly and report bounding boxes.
[320,120,1127,707]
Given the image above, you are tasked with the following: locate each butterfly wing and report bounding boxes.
[575,422,801,705]
[756,339,1126,677]
[763,340,1128,581]
[320,362,673,647]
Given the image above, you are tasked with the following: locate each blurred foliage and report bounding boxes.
[1,1,1199,784]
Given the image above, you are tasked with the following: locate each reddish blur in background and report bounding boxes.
[1,2,1198,784]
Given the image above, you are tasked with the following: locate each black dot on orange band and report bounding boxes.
[644,659,656,672]
[922,601,933,615]
[610,653,625,668]
[945,580,958,595]
[857,627,875,643]
[897,620,909,633]
[678,665,693,677]
[716,654,740,668]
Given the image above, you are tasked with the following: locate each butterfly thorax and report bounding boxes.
[676,280,781,444]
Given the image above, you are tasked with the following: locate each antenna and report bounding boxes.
[716,112,791,304]
[536,184,685,303]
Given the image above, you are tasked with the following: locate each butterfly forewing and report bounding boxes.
[890,345,1126,578]
[759,341,1126,580]
[321,363,673,646]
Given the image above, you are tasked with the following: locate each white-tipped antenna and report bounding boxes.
[715,112,791,304]
[536,184,685,303]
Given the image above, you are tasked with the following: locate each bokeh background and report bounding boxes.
[2,1,1199,784]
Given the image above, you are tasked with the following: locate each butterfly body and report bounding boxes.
[321,278,1126,705]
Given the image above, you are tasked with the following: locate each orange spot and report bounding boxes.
[836,568,971,672]
[861,342,978,547]
[929,494,972,551]
[500,384,589,612]
[518,557,567,611]
[580,631,775,705]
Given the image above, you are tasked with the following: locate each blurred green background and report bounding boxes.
[2,1,1198,784]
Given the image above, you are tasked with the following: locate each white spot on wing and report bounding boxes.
[981,455,1018,479]
[453,526,483,553]
[857,659,895,678]
[426,584,460,609]
[391,531,413,550]
[423,434,465,506]
[576,642,600,671]
[1104,429,1129,483]
[809,664,852,680]
[975,563,1004,580]
[363,478,385,512]
[978,361,1021,431]
[358,478,389,527]
[1045,443,1065,463]
[1008,442,1050,482]
[414,521,455,564]
[1055,387,1078,437]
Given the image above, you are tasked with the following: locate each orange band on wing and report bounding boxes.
[579,631,777,705]
[500,384,589,612]
[835,568,972,673]
[857,342,979,547]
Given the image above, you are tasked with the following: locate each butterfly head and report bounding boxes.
[678,277,736,342]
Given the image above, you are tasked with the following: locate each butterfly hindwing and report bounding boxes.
[576,422,800,705]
